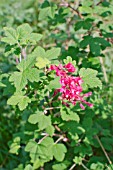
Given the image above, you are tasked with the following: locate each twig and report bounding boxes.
[17,42,27,59]
[38,134,49,144]
[68,5,83,19]
[45,107,61,111]
[15,57,19,64]
[19,54,22,62]
[105,164,112,170]
[21,47,27,59]
[55,125,61,132]
[43,43,56,48]
[55,136,64,144]
[81,162,90,170]
[95,135,112,165]
[60,0,83,19]
[99,57,108,83]
[96,0,103,6]
[0,156,8,168]
[41,132,62,138]
[69,163,76,170]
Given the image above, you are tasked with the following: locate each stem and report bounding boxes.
[0,156,8,168]
[41,132,63,138]
[69,163,76,170]
[60,0,83,19]
[55,136,64,144]
[106,164,112,170]
[95,135,112,164]
[68,5,83,19]
[55,125,61,132]
[40,167,44,170]
[17,42,27,59]
[96,0,103,6]
[38,134,49,144]
[19,54,22,62]
[22,47,27,59]
[15,57,19,64]
[99,57,108,83]
[81,162,90,170]
[45,107,61,111]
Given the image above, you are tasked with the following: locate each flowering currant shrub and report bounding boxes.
[0,0,113,170]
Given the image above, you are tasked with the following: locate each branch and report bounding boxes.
[95,135,112,165]
[68,5,83,19]
[96,0,103,6]
[45,107,61,111]
[60,0,83,19]
[81,162,90,170]
[38,134,49,144]
[17,42,27,60]
[15,57,19,64]
[55,136,64,144]
[69,163,76,170]
[99,57,108,83]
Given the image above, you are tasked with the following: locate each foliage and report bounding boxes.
[0,0,113,170]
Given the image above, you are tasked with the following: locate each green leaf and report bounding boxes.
[2,24,42,46]
[13,164,24,170]
[63,56,76,65]
[35,57,50,69]
[9,55,39,91]
[24,165,33,170]
[33,159,44,169]
[17,24,42,45]
[35,47,61,68]
[17,23,32,44]
[46,48,61,60]
[46,125,55,136]
[25,141,40,162]
[29,33,43,44]
[90,41,101,56]
[39,7,53,20]
[38,114,51,131]
[33,46,46,58]
[80,36,111,56]
[9,137,20,155]
[52,162,68,170]
[2,27,17,45]
[75,19,94,31]
[53,144,67,162]
[33,46,51,68]
[28,112,51,131]
[73,156,82,165]
[94,37,111,47]
[48,77,61,89]
[25,137,54,163]
[90,162,104,170]
[7,92,31,110]
[79,6,92,14]
[25,140,36,152]
[28,113,40,124]
[9,71,27,91]
[79,68,102,89]
[0,73,8,87]
[61,107,80,122]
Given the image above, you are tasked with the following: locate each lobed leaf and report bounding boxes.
[79,68,102,89]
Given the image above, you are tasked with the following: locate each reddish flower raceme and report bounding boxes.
[49,63,93,110]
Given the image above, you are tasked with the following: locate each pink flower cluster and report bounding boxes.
[49,63,93,110]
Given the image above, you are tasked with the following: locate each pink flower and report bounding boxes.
[80,103,85,110]
[64,63,76,73]
[49,65,57,71]
[49,64,66,76]
[48,63,93,110]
